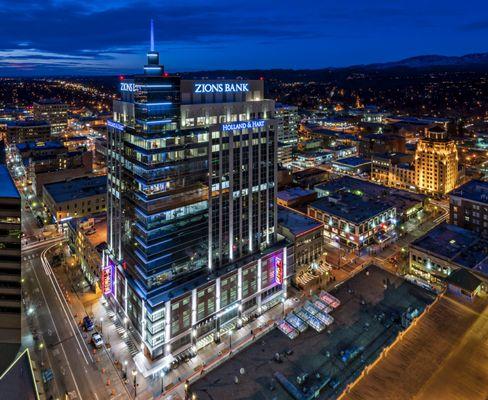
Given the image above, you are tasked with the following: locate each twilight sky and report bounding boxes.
[0,0,487,76]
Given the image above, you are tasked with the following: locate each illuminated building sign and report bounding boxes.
[194,82,249,94]
[107,120,124,131]
[120,82,140,92]
[101,259,115,295]
[275,257,283,284]
[222,119,265,132]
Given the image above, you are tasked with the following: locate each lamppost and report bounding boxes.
[281,297,286,317]
[132,369,137,398]
[160,370,165,395]
[229,328,234,350]
[123,360,128,378]
[100,317,103,336]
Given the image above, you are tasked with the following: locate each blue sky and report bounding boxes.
[0,0,487,75]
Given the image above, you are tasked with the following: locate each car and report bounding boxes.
[91,332,103,348]
[83,316,94,331]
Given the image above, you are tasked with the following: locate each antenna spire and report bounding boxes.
[150,19,154,52]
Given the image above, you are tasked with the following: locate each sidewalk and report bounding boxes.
[49,245,367,400]
[49,251,136,400]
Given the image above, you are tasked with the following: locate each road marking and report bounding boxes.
[41,244,94,365]
[31,258,84,400]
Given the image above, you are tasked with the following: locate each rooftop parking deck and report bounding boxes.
[344,293,488,400]
[190,265,435,400]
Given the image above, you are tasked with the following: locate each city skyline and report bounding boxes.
[1,0,488,75]
[1,5,488,399]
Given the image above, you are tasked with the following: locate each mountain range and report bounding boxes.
[356,52,488,70]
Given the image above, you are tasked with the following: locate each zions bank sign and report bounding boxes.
[194,82,250,94]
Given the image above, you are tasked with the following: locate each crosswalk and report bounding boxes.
[106,309,139,357]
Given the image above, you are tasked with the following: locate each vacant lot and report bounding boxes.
[190,265,435,400]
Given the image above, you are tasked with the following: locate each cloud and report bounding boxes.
[0,0,486,74]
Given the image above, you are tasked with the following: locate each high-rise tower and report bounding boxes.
[105,22,292,362]
[415,125,458,195]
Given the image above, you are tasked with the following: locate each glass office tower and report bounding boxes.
[105,42,293,363]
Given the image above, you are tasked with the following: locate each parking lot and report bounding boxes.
[190,265,436,400]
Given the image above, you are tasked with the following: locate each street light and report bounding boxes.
[100,317,103,336]
[132,369,137,398]
[160,370,165,395]
[229,329,234,350]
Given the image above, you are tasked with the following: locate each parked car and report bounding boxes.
[83,316,94,331]
[91,332,103,349]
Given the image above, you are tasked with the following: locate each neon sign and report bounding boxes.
[107,120,124,131]
[275,257,283,285]
[222,119,265,132]
[120,82,140,92]
[101,259,115,295]
[194,82,249,94]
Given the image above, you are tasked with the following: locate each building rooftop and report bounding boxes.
[277,187,315,203]
[310,191,393,224]
[34,98,66,105]
[44,175,107,203]
[6,120,50,127]
[315,176,425,215]
[297,150,333,158]
[17,140,65,152]
[445,268,482,292]
[292,167,327,180]
[333,156,371,167]
[449,179,488,205]
[0,166,19,199]
[278,207,322,236]
[411,223,488,275]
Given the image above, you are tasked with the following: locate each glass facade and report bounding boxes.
[106,47,289,360]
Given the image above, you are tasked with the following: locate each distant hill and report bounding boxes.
[178,52,488,81]
[359,53,488,70]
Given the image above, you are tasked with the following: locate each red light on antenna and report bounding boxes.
[259,76,264,80]
[119,75,125,80]
[164,72,169,77]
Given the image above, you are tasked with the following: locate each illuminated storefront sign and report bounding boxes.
[275,257,283,284]
[107,120,124,131]
[120,82,140,92]
[194,82,250,94]
[101,259,115,295]
[222,119,265,132]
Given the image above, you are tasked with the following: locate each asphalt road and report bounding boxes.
[21,202,121,400]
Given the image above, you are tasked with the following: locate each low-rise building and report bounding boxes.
[6,120,51,144]
[278,207,324,272]
[449,179,488,237]
[277,142,293,168]
[43,175,107,222]
[292,168,330,188]
[293,150,333,170]
[409,223,488,289]
[33,99,68,134]
[68,217,107,291]
[17,140,93,195]
[358,133,406,158]
[308,191,396,248]
[326,144,357,159]
[277,187,317,209]
[315,176,425,223]
[371,152,416,190]
[332,156,371,176]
